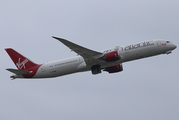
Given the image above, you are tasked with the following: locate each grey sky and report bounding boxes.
[1,0,179,120]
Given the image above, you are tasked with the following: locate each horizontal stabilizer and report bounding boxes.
[6,68,30,75]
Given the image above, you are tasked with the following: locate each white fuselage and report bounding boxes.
[15,40,176,78]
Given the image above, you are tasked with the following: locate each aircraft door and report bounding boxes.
[157,41,161,47]
[41,65,45,72]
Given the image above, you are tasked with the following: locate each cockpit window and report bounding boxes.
[166,41,170,43]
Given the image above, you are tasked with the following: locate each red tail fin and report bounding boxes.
[5,48,38,70]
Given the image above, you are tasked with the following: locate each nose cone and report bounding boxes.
[172,44,177,50]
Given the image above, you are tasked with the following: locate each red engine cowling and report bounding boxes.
[103,51,121,62]
[104,64,123,73]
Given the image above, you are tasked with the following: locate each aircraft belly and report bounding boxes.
[34,62,79,78]
[57,64,78,76]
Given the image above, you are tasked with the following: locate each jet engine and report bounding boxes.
[91,65,101,75]
[103,64,123,73]
[101,51,121,62]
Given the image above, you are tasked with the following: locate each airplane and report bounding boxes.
[5,36,177,79]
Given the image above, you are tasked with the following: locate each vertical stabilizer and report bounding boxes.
[5,48,38,70]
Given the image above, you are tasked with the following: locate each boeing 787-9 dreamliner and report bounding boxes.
[5,36,177,79]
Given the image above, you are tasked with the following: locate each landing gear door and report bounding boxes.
[41,65,45,72]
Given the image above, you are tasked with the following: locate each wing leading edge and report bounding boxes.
[52,36,103,66]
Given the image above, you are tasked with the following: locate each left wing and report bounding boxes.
[52,36,103,66]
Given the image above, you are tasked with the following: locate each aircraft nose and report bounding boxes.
[172,44,177,50]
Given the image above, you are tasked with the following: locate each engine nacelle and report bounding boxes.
[102,51,121,62]
[91,65,101,75]
[104,64,123,73]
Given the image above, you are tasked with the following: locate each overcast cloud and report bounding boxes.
[0,0,179,120]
